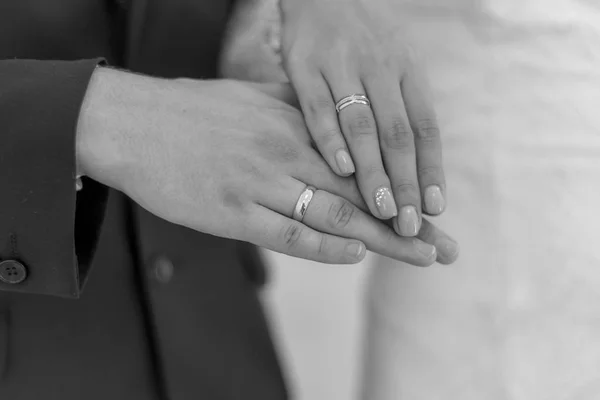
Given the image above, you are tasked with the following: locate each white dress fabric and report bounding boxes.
[364,1,600,399]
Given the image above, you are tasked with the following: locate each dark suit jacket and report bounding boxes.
[0,1,288,399]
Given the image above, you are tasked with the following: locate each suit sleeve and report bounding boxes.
[0,59,108,298]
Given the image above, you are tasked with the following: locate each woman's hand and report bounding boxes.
[78,68,458,266]
[280,0,446,237]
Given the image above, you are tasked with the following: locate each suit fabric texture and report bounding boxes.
[0,1,288,399]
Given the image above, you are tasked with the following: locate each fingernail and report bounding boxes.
[415,239,437,260]
[346,242,365,261]
[435,237,460,264]
[424,185,445,215]
[335,149,355,175]
[374,187,398,219]
[398,206,420,236]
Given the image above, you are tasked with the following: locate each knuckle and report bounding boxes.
[414,119,440,144]
[358,164,386,181]
[234,157,267,183]
[347,113,375,138]
[376,51,399,72]
[382,119,414,151]
[318,235,329,256]
[393,179,420,198]
[281,223,304,249]
[362,50,393,74]
[285,49,308,71]
[307,95,334,119]
[417,220,435,242]
[328,199,356,230]
[316,126,342,146]
[288,110,309,132]
[397,44,419,68]
[418,166,444,181]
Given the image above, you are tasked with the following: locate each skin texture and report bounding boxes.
[279,0,447,237]
[222,0,448,240]
[76,67,459,266]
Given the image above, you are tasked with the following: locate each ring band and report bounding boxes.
[293,186,316,222]
[335,94,371,113]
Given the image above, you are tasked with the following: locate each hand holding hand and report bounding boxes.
[77,68,458,265]
[280,0,447,236]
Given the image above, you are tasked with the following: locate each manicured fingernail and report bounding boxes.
[346,242,365,261]
[374,187,398,219]
[398,206,420,236]
[424,185,445,215]
[415,239,437,260]
[335,149,355,175]
[435,237,460,264]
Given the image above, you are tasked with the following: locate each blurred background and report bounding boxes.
[261,250,372,400]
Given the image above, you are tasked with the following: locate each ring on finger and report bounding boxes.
[293,185,317,222]
[335,94,371,113]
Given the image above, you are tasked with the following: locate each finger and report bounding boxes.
[288,68,356,176]
[363,72,422,237]
[417,218,460,265]
[249,82,300,108]
[401,66,446,215]
[247,205,366,264]
[292,159,457,265]
[277,159,456,266]
[304,190,437,266]
[326,72,398,220]
[259,176,437,266]
[292,149,366,208]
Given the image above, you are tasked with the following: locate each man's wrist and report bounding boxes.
[76,65,102,179]
[75,66,130,191]
[75,66,178,193]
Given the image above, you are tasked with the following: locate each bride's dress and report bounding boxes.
[363,1,600,399]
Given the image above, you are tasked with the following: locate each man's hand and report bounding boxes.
[76,67,458,265]
[280,0,447,237]
[219,0,287,84]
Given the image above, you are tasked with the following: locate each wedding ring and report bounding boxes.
[335,94,371,113]
[293,186,316,222]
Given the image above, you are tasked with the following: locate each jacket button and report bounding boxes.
[0,260,27,284]
[153,256,174,284]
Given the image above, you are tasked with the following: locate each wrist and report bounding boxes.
[75,66,137,191]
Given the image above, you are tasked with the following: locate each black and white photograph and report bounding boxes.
[0,0,598,399]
